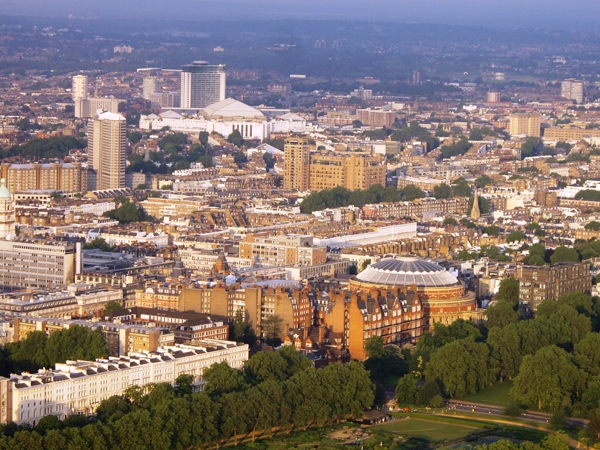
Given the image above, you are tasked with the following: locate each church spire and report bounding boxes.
[471,189,481,220]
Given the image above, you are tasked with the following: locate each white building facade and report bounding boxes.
[2,341,248,425]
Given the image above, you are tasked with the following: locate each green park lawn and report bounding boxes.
[454,381,514,408]
[372,418,479,442]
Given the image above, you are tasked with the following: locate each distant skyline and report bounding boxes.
[3,0,600,30]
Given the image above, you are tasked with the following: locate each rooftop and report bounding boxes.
[356,256,459,287]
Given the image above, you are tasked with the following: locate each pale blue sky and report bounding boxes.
[3,0,600,29]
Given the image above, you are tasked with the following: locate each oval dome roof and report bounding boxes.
[356,256,458,287]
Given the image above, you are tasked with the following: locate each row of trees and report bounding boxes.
[299,178,487,215]
[0,347,375,449]
[0,326,108,377]
[299,184,427,214]
[440,136,472,159]
[0,136,86,161]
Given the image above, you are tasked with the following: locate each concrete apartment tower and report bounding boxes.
[88,111,126,190]
[561,79,584,104]
[283,136,311,191]
[72,75,88,101]
[143,77,158,100]
[180,61,226,109]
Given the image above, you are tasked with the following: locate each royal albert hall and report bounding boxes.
[349,256,479,327]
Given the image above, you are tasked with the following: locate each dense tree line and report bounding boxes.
[440,136,472,159]
[299,184,426,214]
[390,121,440,152]
[299,179,479,214]
[0,136,86,161]
[574,190,600,201]
[0,347,374,449]
[522,241,600,265]
[469,434,570,450]
[395,288,600,443]
[0,326,108,377]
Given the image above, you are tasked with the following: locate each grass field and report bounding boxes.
[454,381,514,407]
[372,418,479,442]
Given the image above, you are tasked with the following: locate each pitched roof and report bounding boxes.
[202,98,265,120]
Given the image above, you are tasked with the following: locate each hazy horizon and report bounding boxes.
[3,0,600,30]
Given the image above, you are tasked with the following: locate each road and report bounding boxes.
[446,400,588,428]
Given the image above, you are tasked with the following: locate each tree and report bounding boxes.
[402,184,425,201]
[528,254,546,266]
[440,136,472,159]
[496,277,520,308]
[550,246,580,264]
[511,345,580,410]
[231,309,256,346]
[415,380,442,406]
[263,152,275,170]
[573,332,600,377]
[175,373,195,396]
[444,217,458,226]
[83,237,114,252]
[483,225,500,236]
[103,199,152,224]
[34,414,62,435]
[233,151,248,166]
[44,326,108,365]
[488,324,522,381]
[433,183,452,199]
[261,315,283,346]
[198,155,214,168]
[203,361,248,397]
[502,402,524,417]
[474,175,493,188]
[541,432,569,450]
[585,221,600,231]
[227,129,244,146]
[469,128,484,141]
[425,338,495,397]
[485,301,520,328]
[521,137,540,159]
[95,395,131,423]
[451,178,472,197]
[395,375,418,406]
[506,231,525,243]
[104,300,123,316]
[365,336,385,359]
[549,409,568,430]
[528,243,546,260]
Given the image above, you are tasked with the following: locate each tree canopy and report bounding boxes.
[299,184,426,214]
[103,199,153,223]
[0,348,374,449]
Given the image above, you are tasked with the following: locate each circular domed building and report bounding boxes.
[350,256,477,327]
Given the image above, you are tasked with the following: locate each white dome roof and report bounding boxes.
[0,179,11,199]
[356,256,458,287]
[202,98,265,120]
